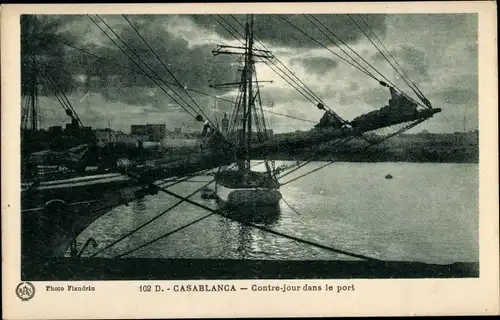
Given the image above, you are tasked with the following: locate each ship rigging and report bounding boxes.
[19,13,461,279]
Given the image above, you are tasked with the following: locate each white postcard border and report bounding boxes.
[2,2,498,318]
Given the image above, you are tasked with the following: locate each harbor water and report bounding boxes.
[77,162,479,264]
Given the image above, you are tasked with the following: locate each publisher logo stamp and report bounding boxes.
[16,282,35,301]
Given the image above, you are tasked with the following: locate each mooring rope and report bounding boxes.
[89,179,215,258]
[114,212,216,258]
[281,197,301,216]
[125,183,383,262]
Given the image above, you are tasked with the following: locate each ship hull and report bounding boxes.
[21,173,155,261]
[216,184,282,207]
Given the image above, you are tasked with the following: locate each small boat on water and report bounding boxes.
[385,174,393,179]
[215,169,281,206]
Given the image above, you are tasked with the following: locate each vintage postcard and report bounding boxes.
[2,1,498,318]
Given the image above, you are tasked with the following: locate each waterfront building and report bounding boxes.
[131,124,167,142]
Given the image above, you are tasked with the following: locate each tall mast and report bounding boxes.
[30,54,39,132]
[22,15,40,134]
[211,14,273,170]
[246,14,254,169]
[241,20,248,160]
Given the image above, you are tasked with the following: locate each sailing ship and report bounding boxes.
[212,15,282,209]
[17,14,478,280]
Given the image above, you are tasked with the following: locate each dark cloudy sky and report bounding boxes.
[22,13,478,133]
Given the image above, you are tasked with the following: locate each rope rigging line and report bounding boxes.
[355,14,431,108]
[228,77,245,133]
[304,14,380,82]
[86,14,198,119]
[227,14,339,119]
[263,57,324,109]
[261,108,318,123]
[228,76,247,134]
[276,136,354,180]
[21,95,30,128]
[103,14,235,148]
[356,14,425,96]
[209,62,239,85]
[210,14,248,131]
[229,15,327,106]
[277,160,314,180]
[277,15,380,84]
[43,26,322,128]
[263,61,320,106]
[210,14,322,147]
[277,14,427,113]
[262,59,327,113]
[281,196,302,216]
[346,14,427,109]
[210,15,248,135]
[121,182,382,261]
[44,34,243,106]
[213,14,246,43]
[114,212,216,258]
[22,15,42,131]
[92,15,203,119]
[41,67,84,127]
[254,72,271,138]
[41,73,76,123]
[122,15,218,125]
[308,11,430,112]
[40,68,79,123]
[89,179,215,258]
[280,160,341,187]
[155,167,217,189]
[353,15,425,102]
[39,71,71,112]
[280,118,428,186]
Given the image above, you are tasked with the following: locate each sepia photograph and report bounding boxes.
[2,2,498,318]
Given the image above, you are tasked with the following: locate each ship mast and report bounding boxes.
[245,15,254,169]
[22,15,40,134]
[29,56,39,132]
[21,15,42,158]
[212,14,273,171]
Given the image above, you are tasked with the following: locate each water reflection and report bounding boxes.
[217,215,232,253]
[78,163,478,264]
[133,197,147,213]
[236,224,253,259]
[218,201,282,225]
[218,203,282,259]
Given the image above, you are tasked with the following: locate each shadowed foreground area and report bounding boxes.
[23,258,479,280]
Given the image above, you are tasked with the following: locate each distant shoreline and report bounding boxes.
[23,130,479,166]
[258,131,479,164]
[114,131,479,165]
[256,156,479,164]
[257,149,478,163]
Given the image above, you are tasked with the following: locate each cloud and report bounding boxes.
[373,44,429,80]
[22,13,478,134]
[435,87,478,106]
[189,14,387,48]
[21,15,79,95]
[23,14,241,109]
[289,56,338,75]
[398,45,429,79]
